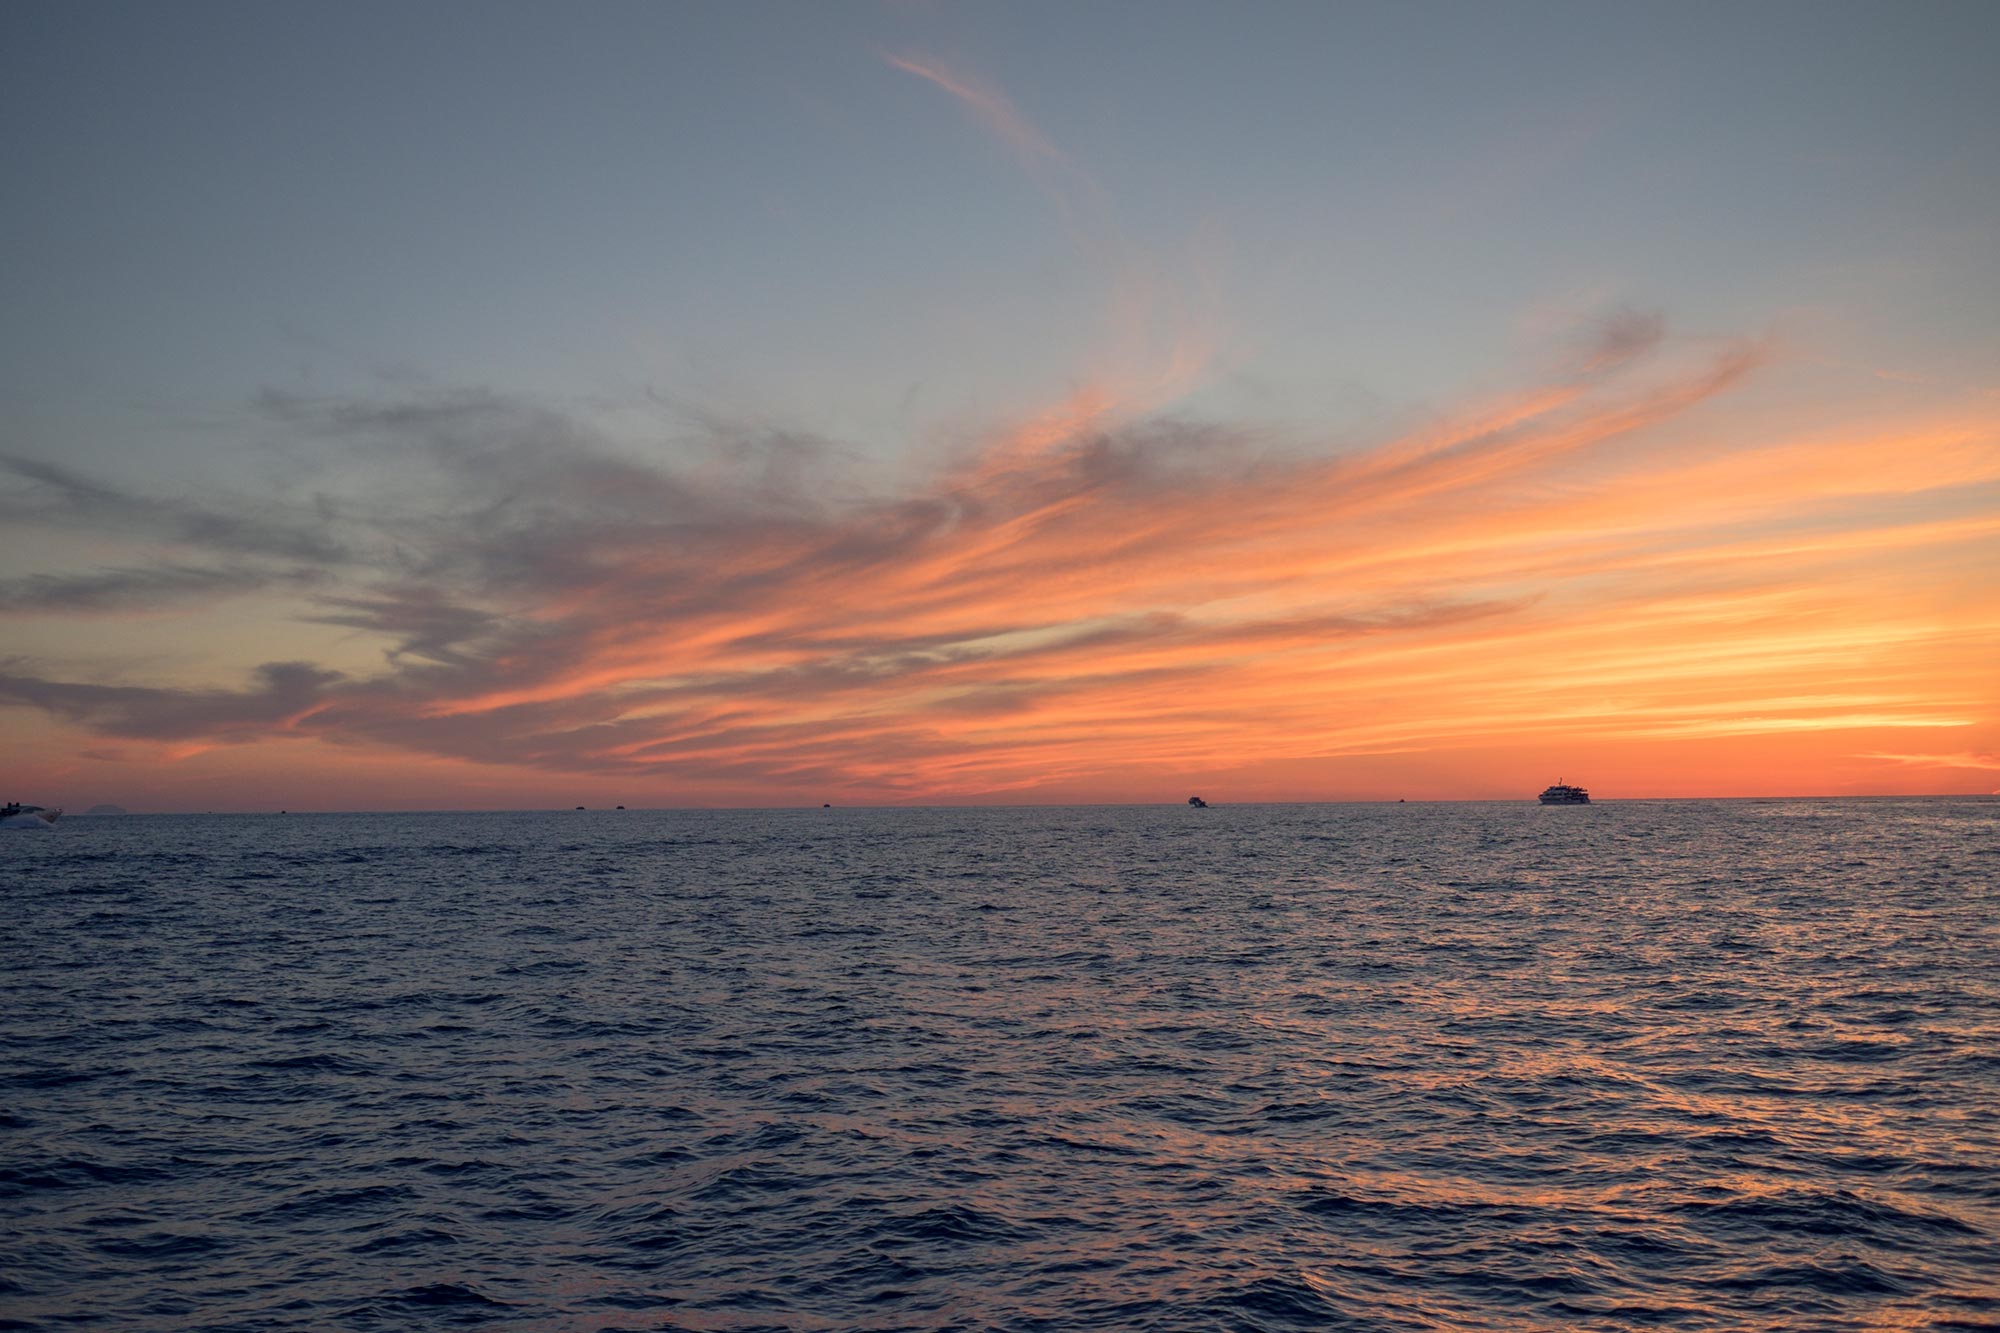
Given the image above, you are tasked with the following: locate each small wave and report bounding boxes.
[241,1052,380,1076]
[92,1231,223,1260]
[1196,1275,1354,1330]
[243,1183,414,1224]
[874,1202,1035,1246]
[1679,1187,1981,1242]
[1701,1256,1911,1297]
[348,1226,460,1255]
[0,1158,169,1195]
[376,1282,511,1309]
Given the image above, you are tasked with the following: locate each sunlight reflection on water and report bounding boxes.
[1,799,1996,1330]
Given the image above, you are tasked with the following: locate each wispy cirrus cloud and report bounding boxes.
[1861,751,2000,772]
[4,304,1993,800]
[883,50,1109,235]
[884,46,1221,438]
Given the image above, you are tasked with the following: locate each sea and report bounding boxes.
[2,799,1996,1332]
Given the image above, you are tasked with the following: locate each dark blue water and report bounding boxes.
[3,800,1997,1331]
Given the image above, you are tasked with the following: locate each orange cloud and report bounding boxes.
[11,309,1992,810]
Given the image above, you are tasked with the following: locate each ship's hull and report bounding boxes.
[1538,793,1590,804]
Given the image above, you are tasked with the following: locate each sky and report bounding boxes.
[2,0,1997,810]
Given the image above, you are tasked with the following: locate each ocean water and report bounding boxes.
[2,800,1996,1332]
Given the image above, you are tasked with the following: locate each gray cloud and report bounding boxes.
[0,661,344,742]
[0,455,349,563]
[301,587,506,669]
[0,563,323,615]
[1575,306,1668,376]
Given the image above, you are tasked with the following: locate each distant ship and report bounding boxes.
[1537,783,1590,805]
[1,802,62,828]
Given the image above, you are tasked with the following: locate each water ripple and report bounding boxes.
[2,799,1997,1330]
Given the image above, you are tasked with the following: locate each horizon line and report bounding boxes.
[51,792,1997,817]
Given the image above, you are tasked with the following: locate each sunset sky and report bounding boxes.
[3,1,1997,810]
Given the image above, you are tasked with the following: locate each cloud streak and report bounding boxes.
[883,50,1110,237]
[0,454,347,563]
[0,564,318,615]
[0,661,342,745]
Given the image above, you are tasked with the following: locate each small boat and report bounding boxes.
[1187,795,1209,808]
[1,802,62,828]
[1537,783,1590,805]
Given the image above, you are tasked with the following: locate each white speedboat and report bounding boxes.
[1,802,62,828]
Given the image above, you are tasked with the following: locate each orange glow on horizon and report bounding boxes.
[10,333,1989,810]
